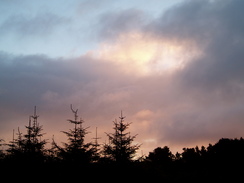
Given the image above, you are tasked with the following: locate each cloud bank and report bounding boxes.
[1,0,244,154]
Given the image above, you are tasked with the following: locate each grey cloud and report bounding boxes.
[142,0,244,92]
[147,0,244,146]
[97,8,148,40]
[0,53,108,104]
[0,52,134,127]
[0,12,69,38]
[176,0,244,91]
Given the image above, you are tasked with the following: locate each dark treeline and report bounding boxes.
[0,106,244,181]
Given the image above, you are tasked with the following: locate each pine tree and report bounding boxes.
[7,106,46,164]
[53,105,94,165]
[91,127,101,162]
[0,139,5,160]
[103,112,140,164]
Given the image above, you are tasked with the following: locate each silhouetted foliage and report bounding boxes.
[6,106,46,165]
[52,105,96,166]
[103,112,140,164]
[1,107,244,181]
[0,139,5,160]
[147,146,173,166]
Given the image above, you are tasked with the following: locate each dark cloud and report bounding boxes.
[146,0,244,146]
[0,52,136,139]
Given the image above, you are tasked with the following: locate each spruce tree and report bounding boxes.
[0,139,5,160]
[103,112,140,164]
[7,106,46,164]
[53,105,95,165]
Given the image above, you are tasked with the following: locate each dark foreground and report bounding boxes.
[1,156,243,182]
[1,137,244,182]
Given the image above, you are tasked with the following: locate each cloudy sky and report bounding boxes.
[1,0,244,155]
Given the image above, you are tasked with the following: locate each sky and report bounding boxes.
[1,0,244,155]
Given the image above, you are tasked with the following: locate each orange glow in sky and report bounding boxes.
[95,32,202,76]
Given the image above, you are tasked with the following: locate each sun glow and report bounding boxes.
[95,32,202,76]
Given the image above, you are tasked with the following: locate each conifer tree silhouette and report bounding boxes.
[0,139,5,160]
[103,111,140,164]
[53,105,94,165]
[91,127,101,162]
[7,106,46,164]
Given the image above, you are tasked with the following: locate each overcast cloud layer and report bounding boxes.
[1,0,244,154]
